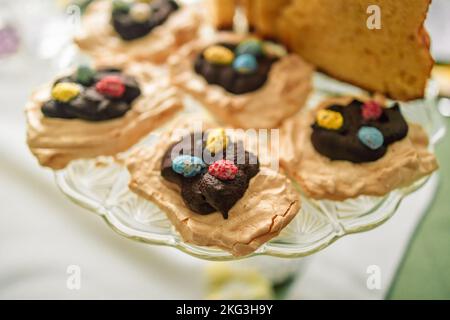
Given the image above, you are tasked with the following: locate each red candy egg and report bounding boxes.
[208,159,238,181]
[95,75,126,98]
[362,100,383,121]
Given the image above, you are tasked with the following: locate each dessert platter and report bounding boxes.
[25,0,445,260]
[52,77,444,260]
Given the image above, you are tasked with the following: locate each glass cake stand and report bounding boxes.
[54,74,446,261]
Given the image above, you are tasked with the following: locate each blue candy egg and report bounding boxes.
[172,155,205,178]
[236,39,263,57]
[358,126,384,150]
[233,54,258,74]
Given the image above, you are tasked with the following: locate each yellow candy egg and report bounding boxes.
[316,109,344,130]
[206,128,229,154]
[203,46,235,65]
[51,82,81,103]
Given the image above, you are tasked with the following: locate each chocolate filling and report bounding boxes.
[112,0,179,41]
[161,132,260,219]
[41,68,141,121]
[194,43,278,95]
[311,100,409,163]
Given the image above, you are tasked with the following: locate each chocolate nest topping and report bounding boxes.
[161,132,260,219]
[311,100,409,163]
[41,68,141,121]
[112,0,179,41]
[194,43,278,95]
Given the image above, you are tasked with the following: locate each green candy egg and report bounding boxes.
[236,39,263,57]
[76,65,95,86]
[112,0,131,14]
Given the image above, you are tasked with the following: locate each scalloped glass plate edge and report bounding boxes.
[54,160,437,261]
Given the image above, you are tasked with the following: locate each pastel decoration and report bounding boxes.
[51,82,81,103]
[172,155,206,178]
[362,100,383,121]
[233,54,258,74]
[358,126,384,150]
[208,159,238,181]
[95,75,126,98]
[112,0,131,14]
[76,65,95,86]
[130,3,152,23]
[203,45,235,65]
[316,109,344,130]
[206,128,229,154]
[236,39,263,57]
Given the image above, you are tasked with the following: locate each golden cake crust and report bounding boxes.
[26,65,182,170]
[280,97,439,200]
[169,34,313,129]
[206,0,290,38]
[126,121,300,256]
[245,0,291,38]
[206,0,236,30]
[75,0,203,66]
[277,0,434,101]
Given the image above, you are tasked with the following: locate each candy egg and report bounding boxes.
[358,126,384,150]
[233,54,258,74]
[112,0,131,14]
[130,3,152,23]
[51,82,81,103]
[362,100,383,121]
[316,109,344,130]
[206,128,229,154]
[172,155,206,178]
[208,159,238,181]
[262,41,287,58]
[236,39,263,57]
[203,45,235,65]
[95,75,126,98]
[76,65,95,86]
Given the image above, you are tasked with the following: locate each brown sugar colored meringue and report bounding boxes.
[75,0,203,66]
[127,121,300,256]
[169,34,314,129]
[280,97,438,201]
[26,65,182,170]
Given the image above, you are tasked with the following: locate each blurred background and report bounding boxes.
[0,0,449,299]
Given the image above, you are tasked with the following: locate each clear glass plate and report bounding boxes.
[54,74,446,261]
